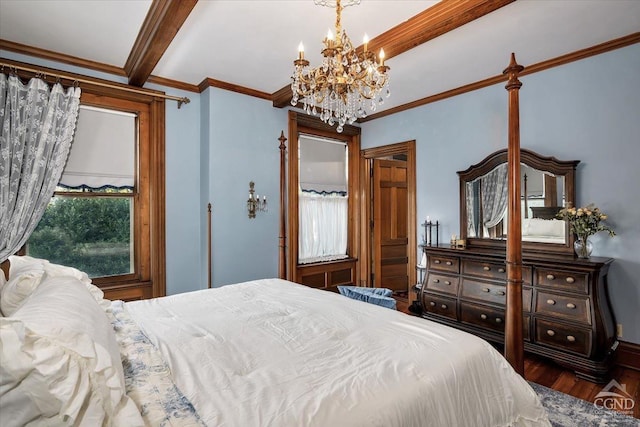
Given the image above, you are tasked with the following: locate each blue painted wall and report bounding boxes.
[361,44,640,344]
[206,87,287,286]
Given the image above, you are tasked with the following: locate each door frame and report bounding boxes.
[360,141,417,291]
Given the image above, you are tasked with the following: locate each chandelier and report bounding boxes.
[291,0,390,132]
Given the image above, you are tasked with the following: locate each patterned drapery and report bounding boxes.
[481,163,509,232]
[0,74,81,262]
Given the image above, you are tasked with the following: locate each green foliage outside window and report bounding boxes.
[28,196,133,278]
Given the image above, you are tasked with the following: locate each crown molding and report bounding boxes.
[198,77,271,99]
[361,32,640,122]
[147,75,199,93]
[0,39,126,76]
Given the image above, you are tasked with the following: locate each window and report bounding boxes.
[285,111,361,285]
[29,106,136,278]
[25,87,165,298]
[298,134,349,263]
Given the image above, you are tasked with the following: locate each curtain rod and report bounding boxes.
[0,61,191,109]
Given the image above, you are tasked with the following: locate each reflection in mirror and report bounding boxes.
[298,134,349,264]
[465,163,567,244]
[458,149,579,255]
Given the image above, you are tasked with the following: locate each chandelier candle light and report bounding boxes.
[291,0,390,132]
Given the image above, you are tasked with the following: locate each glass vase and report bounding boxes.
[574,236,593,259]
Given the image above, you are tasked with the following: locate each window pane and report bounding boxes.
[27,196,133,278]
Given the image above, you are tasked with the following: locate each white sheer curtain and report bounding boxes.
[298,191,348,264]
[0,74,81,262]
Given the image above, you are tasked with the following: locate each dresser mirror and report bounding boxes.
[458,149,579,255]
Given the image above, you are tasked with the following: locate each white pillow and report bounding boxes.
[0,266,6,293]
[0,275,143,426]
[0,263,45,316]
[4,255,110,311]
[526,218,565,238]
[0,268,5,316]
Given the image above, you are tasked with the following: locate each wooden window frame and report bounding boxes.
[78,92,165,299]
[10,61,167,299]
[287,111,361,285]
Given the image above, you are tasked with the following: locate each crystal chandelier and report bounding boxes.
[291,0,390,132]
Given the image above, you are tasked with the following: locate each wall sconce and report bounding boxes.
[247,181,267,219]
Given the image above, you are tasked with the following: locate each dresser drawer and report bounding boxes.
[425,273,459,295]
[460,302,530,340]
[463,260,506,280]
[534,319,592,356]
[534,291,591,325]
[461,279,532,311]
[536,268,588,294]
[421,293,457,320]
[463,260,532,285]
[428,255,459,274]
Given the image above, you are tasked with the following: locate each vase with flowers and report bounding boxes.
[556,203,615,258]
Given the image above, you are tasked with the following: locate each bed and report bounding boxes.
[0,256,550,426]
[521,218,566,244]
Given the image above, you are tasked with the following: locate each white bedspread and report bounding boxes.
[126,278,550,427]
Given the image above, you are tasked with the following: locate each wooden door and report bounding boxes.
[373,159,409,294]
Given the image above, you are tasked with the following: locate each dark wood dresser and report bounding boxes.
[418,245,617,382]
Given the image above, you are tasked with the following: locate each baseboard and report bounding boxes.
[616,340,640,371]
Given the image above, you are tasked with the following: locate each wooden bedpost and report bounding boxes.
[504,53,525,375]
[278,131,288,279]
[207,203,212,288]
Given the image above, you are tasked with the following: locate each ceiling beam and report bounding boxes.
[125,0,198,87]
[272,0,515,108]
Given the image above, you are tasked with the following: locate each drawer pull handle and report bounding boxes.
[433,279,440,283]
[429,301,436,307]
[446,261,453,266]
[480,314,487,320]
[566,335,576,342]
[483,266,491,271]
[566,277,575,284]
[482,287,490,293]
[546,274,555,280]
[441,304,448,310]
[547,329,556,337]
[496,291,505,296]
[547,299,556,305]
[566,303,576,309]
[444,281,451,285]
[434,260,441,264]
[498,268,505,273]
[495,317,502,323]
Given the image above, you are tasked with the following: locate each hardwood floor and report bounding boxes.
[395,297,640,419]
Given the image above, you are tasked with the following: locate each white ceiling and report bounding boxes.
[1,0,639,115]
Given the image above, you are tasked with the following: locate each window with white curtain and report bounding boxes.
[298,134,348,264]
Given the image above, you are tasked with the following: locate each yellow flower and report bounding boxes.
[601,214,608,220]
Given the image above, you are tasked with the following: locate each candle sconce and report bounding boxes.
[422,217,439,246]
[247,181,267,219]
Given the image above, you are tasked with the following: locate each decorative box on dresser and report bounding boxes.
[419,245,617,383]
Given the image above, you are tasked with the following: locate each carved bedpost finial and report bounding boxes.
[278,130,287,151]
[503,52,524,90]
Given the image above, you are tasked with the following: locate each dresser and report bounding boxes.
[418,245,616,383]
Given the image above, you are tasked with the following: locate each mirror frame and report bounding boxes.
[457,148,580,255]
